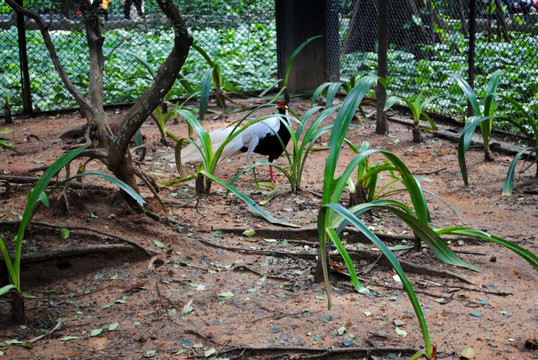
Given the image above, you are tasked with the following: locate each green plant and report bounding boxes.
[228,104,335,193]
[316,76,538,359]
[200,170,297,228]
[384,90,442,143]
[434,227,538,271]
[0,129,18,153]
[171,36,320,195]
[174,107,259,193]
[311,74,367,107]
[191,43,240,111]
[497,97,537,195]
[321,203,435,360]
[345,141,377,206]
[162,104,298,227]
[0,144,144,323]
[343,141,452,210]
[316,75,435,359]
[448,69,502,185]
[310,73,378,126]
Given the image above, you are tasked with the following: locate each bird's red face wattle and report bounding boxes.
[276,101,287,110]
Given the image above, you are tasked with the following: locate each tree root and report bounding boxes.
[1,149,165,216]
[218,345,419,359]
[198,238,473,284]
[1,244,145,265]
[0,220,156,256]
[216,226,485,245]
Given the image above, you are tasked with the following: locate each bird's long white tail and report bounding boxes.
[181,126,243,164]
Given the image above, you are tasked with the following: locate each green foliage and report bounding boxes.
[229,104,335,193]
[260,35,321,103]
[331,144,476,270]
[343,141,455,213]
[321,203,433,360]
[312,73,378,108]
[315,74,435,357]
[200,170,297,228]
[497,96,538,195]
[448,70,503,185]
[174,106,266,192]
[1,22,277,113]
[171,35,320,195]
[3,11,537,141]
[174,0,273,20]
[435,227,538,272]
[0,144,144,300]
[316,76,538,359]
[192,43,221,110]
[0,129,18,153]
[384,90,442,142]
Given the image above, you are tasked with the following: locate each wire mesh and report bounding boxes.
[330,0,537,132]
[1,0,537,135]
[0,0,277,115]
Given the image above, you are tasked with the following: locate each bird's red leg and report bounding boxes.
[269,165,276,183]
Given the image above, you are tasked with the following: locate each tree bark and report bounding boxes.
[5,0,113,147]
[412,123,423,143]
[107,0,193,192]
[84,2,113,147]
[9,290,26,325]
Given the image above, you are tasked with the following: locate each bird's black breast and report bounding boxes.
[240,119,292,162]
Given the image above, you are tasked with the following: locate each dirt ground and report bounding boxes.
[0,98,537,360]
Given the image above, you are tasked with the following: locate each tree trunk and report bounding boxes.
[5,0,113,147]
[348,185,368,208]
[3,97,13,124]
[84,6,113,147]
[412,122,423,143]
[107,0,193,191]
[6,0,192,198]
[9,290,26,325]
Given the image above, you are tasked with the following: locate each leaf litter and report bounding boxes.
[0,100,536,359]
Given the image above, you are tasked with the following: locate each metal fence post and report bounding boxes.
[468,0,476,117]
[15,0,33,116]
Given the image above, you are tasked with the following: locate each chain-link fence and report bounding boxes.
[331,0,537,133]
[2,0,537,134]
[0,0,276,115]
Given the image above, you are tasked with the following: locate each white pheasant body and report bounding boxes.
[181,101,291,166]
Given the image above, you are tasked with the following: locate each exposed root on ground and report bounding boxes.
[0,220,155,256]
[197,238,474,284]
[218,345,420,359]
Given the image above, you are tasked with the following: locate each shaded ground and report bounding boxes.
[0,98,537,360]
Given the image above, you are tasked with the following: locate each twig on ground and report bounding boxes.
[231,264,289,281]
[251,308,313,324]
[413,167,447,175]
[216,226,486,245]
[28,320,62,343]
